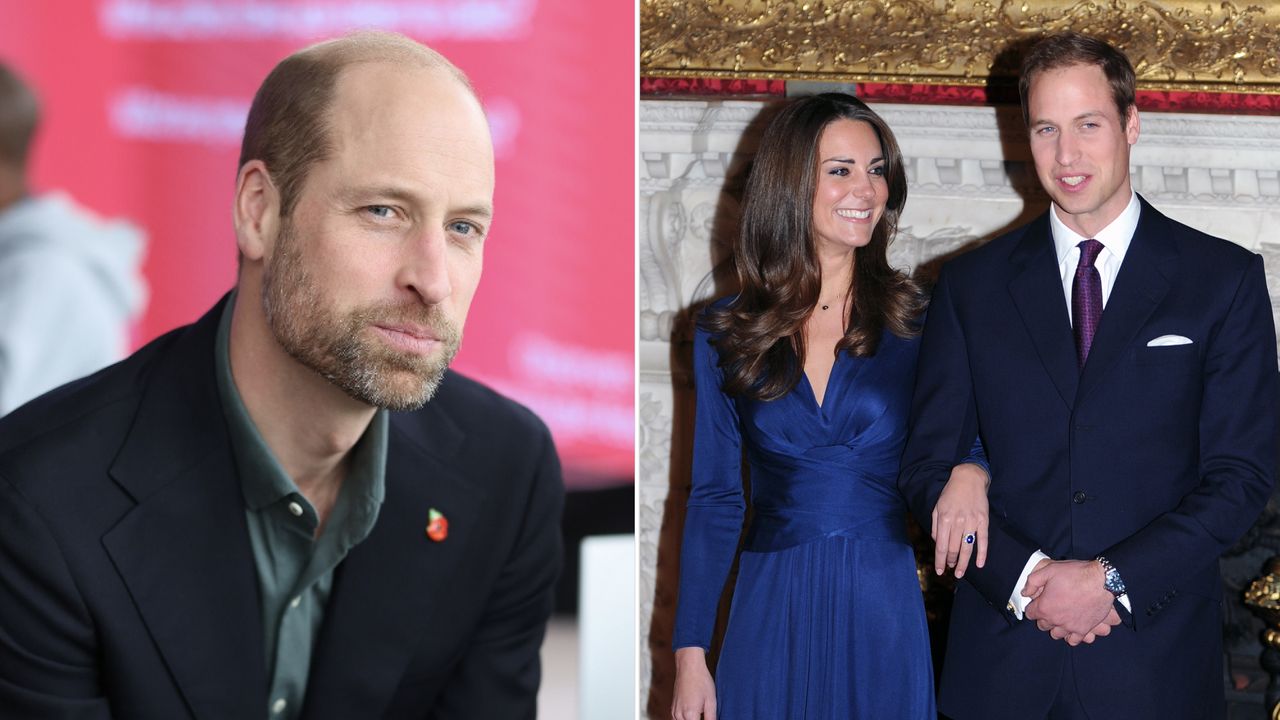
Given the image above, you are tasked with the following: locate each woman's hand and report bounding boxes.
[931,462,990,579]
[672,647,717,720]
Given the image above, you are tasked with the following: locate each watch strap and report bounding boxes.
[1096,555,1126,597]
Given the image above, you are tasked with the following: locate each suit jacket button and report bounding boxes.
[1072,491,1087,504]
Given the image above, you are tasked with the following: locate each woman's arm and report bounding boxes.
[932,460,989,579]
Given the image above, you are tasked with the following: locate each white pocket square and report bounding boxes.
[1147,335,1193,347]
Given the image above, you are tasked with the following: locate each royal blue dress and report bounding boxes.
[673,316,935,718]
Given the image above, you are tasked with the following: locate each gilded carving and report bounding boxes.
[641,0,1280,93]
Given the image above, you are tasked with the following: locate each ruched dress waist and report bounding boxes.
[743,448,908,552]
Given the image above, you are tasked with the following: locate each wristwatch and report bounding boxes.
[1096,556,1126,598]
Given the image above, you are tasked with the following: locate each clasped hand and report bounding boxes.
[1022,559,1121,646]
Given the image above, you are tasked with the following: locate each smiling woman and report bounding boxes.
[669,93,989,720]
[701,94,913,402]
[811,119,889,258]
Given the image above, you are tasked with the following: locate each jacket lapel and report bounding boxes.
[1007,213,1079,410]
[1077,197,1177,402]
[302,399,482,719]
[102,298,267,720]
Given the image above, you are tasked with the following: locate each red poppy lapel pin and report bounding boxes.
[426,507,448,542]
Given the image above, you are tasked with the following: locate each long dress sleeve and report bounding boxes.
[960,436,989,476]
[672,322,747,651]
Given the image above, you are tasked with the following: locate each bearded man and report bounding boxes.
[0,31,563,720]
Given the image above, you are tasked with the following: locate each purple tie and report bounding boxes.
[1072,238,1104,368]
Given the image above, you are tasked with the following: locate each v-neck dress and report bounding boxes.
[673,314,934,718]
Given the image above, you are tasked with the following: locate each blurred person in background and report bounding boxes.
[0,31,561,719]
[0,61,146,415]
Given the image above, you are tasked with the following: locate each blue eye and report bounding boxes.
[366,205,394,219]
[449,221,481,236]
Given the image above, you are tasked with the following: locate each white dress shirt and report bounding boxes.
[1007,191,1139,619]
[1051,190,1140,325]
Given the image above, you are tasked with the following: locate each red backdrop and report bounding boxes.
[0,0,635,485]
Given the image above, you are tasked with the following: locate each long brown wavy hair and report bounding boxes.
[704,93,922,401]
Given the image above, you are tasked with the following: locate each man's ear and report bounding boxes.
[1124,104,1140,147]
[233,159,281,262]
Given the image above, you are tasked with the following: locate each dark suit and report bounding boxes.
[900,196,1278,719]
[0,296,564,719]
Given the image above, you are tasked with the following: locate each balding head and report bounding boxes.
[0,62,38,174]
[237,31,479,221]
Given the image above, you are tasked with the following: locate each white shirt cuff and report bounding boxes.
[1008,550,1050,619]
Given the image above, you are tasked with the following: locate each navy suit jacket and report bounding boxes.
[0,296,564,719]
[900,196,1278,719]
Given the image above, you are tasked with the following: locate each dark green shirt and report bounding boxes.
[214,294,387,719]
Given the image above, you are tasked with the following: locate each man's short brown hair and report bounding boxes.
[0,62,39,171]
[237,31,476,220]
[1018,32,1136,126]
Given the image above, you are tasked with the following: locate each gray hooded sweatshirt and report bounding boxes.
[0,192,147,415]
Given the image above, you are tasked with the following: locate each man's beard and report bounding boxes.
[261,223,461,411]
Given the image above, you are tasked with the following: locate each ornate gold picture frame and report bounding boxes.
[640,0,1280,94]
